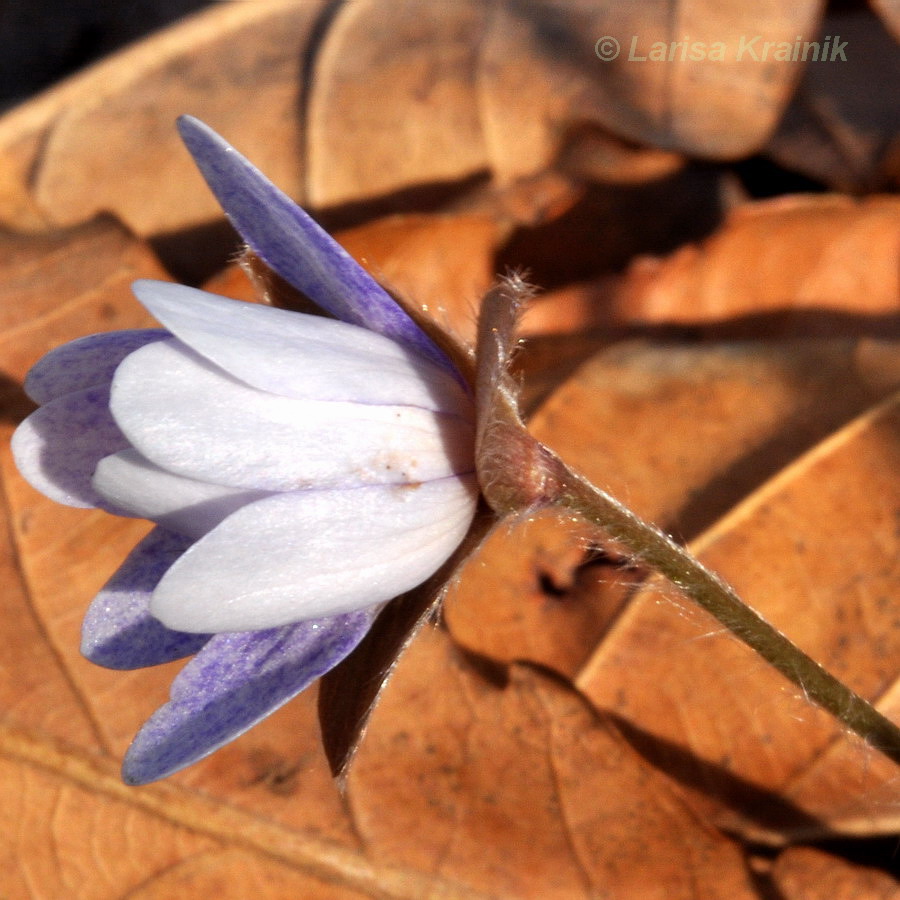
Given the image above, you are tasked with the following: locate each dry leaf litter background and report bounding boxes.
[0,1,898,897]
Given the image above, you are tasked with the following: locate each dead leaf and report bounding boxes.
[577,392,900,839]
[607,196,900,324]
[0,751,219,899]
[0,719,471,899]
[478,0,823,175]
[554,128,686,185]
[347,626,758,899]
[771,846,900,899]
[306,0,491,209]
[0,217,168,380]
[125,848,373,900]
[0,0,324,234]
[444,508,638,677]
[0,0,841,239]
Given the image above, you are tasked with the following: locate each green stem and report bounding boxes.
[556,463,900,769]
[473,276,900,768]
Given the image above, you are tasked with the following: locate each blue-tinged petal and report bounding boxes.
[23,330,167,404]
[122,608,379,784]
[110,339,474,491]
[93,449,272,539]
[81,527,211,669]
[132,280,471,414]
[11,385,131,508]
[151,475,478,633]
[176,116,452,371]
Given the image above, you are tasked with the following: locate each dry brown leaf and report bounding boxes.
[606,195,900,324]
[309,0,823,207]
[0,0,842,240]
[0,723,364,899]
[347,626,758,900]
[125,848,372,900]
[771,847,900,899]
[0,752,219,899]
[444,507,637,678]
[478,0,823,175]
[0,217,168,380]
[306,0,491,209]
[0,0,323,234]
[577,392,900,839]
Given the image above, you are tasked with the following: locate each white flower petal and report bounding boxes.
[132,280,471,415]
[151,475,478,632]
[110,339,474,491]
[93,450,271,539]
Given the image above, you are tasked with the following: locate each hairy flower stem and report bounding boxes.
[555,461,900,769]
[475,276,900,772]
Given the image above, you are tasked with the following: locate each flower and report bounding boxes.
[11,117,478,784]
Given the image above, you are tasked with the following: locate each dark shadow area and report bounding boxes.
[495,164,726,289]
[0,372,34,425]
[733,156,829,199]
[0,0,215,109]
[652,308,900,341]
[810,834,900,877]
[509,659,843,843]
[608,713,831,838]
[149,218,240,286]
[316,171,492,233]
[519,308,900,348]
